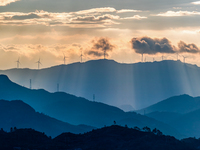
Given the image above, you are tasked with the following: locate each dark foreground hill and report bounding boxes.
[0,126,198,150]
[0,100,94,138]
[1,59,200,110]
[0,75,183,139]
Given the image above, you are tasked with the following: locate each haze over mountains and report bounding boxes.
[0,75,183,139]
[1,59,200,110]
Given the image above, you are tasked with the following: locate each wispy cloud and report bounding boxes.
[73,7,116,15]
[121,15,147,20]
[0,9,145,27]
[156,11,200,17]
[191,1,200,5]
[71,14,120,22]
[117,9,142,13]
[0,0,20,6]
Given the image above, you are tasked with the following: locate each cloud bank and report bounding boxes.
[131,37,176,54]
[178,41,200,53]
[131,37,200,55]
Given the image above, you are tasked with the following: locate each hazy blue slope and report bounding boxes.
[169,108,200,137]
[137,94,200,114]
[1,59,200,109]
[146,111,182,124]
[0,100,94,137]
[0,75,183,139]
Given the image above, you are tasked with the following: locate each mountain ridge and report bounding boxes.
[0,59,199,110]
[0,74,183,139]
[0,99,95,138]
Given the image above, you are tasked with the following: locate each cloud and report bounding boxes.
[178,41,200,53]
[88,37,115,57]
[131,37,176,54]
[0,0,19,6]
[156,11,200,17]
[74,7,116,15]
[191,1,200,5]
[0,10,120,27]
[4,13,41,20]
[121,15,147,20]
[71,14,120,23]
[117,9,142,13]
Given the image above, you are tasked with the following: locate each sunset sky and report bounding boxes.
[1,0,200,69]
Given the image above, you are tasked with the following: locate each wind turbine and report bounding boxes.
[161,55,168,61]
[144,57,146,62]
[182,55,187,63]
[176,53,181,61]
[16,58,20,68]
[63,53,67,64]
[36,58,42,69]
[141,53,143,62]
[80,51,83,63]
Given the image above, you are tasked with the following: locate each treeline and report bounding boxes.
[0,125,199,150]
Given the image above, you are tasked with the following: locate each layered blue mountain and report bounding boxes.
[1,59,199,110]
[169,108,200,137]
[136,94,200,137]
[137,94,200,114]
[0,75,183,139]
[0,100,94,138]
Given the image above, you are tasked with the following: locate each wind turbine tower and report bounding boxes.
[104,50,106,59]
[16,58,20,68]
[57,83,59,92]
[141,53,143,62]
[176,53,180,61]
[161,55,164,61]
[182,55,187,63]
[36,58,42,69]
[93,94,95,102]
[80,51,83,63]
[30,79,32,89]
[63,53,67,64]
[161,55,168,61]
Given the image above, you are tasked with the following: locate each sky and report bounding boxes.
[1,0,200,69]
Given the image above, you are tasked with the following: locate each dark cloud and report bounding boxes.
[88,37,115,57]
[178,41,200,53]
[4,13,41,20]
[88,50,108,57]
[131,37,176,54]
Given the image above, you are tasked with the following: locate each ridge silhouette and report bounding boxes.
[0,74,183,139]
[0,59,199,110]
